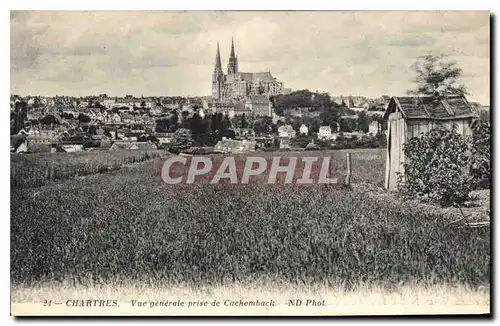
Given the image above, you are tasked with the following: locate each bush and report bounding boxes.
[332,134,386,150]
[170,128,193,151]
[399,126,473,207]
[469,119,490,189]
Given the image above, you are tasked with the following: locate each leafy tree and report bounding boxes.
[399,126,473,207]
[40,114,59,126]
[252,116,273,135]
[221,115,232,132]
[241,114,248,129]
[478,109,490,123]
[168,111,180,132]
[155,119,169,133]
[319,108,339,128]
[12,101,28,134]
[292,134,312,148]
[357,111,370,133]
[189,113,205,145]
[170,128,193,151]
[308,118,321,134]
[469,119,490,189]
[78,113,91,124]
[408,53,467,98]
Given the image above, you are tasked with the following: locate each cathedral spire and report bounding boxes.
[227,37,238,75]
[230,37,235,58]
[214,41,222,73]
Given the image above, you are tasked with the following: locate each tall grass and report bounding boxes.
[11,152,489,289]
[10,150,163,189]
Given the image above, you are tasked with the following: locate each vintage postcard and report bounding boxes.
[10,10,490,316]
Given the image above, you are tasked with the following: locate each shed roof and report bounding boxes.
[383,95,478,120]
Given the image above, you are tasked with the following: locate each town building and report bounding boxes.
[317,126,332,140]
[211,38,287,116]
[278,124,296,138]
[299,124,309,135]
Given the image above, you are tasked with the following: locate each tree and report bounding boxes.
[78,113,91,124]
[40,114,59,126]
[241,114,248,129]
[292,134,312,148]
[252,116,273,135]
[12,101,28,134]
[221,114,232,131]
[189,113,204,145]
[155,118,169,133]
[168,111,180,132]
[170,128,193,151]
[408,53,467,98]
[357,111,370,133]
[319,108,339,128]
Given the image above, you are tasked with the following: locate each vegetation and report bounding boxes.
[10,150,164,189]
[271,90,333,116]
[469,119,491,189]
[169,128,193,151]
[11,149,489,289]
[399,122,491,206]
[408,53,468,98]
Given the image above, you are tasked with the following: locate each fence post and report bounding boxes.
[344,152,351,186]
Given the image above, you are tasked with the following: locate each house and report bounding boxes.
[109,141,158,151]
[278,124,296,138]
[198,108,206,119]
[233,102,252,116]
[317,126,332,140]
[383,95,478,191]
[350,107,366,113]
[245,95,272,117]
[279,138,292,149]
[272,112,285,124]
[368,121,380,135]
[151,132,175,145]
[10,134,27,153]
[214,138,256,154]
[109,113,122,124]
[299,124,309,135]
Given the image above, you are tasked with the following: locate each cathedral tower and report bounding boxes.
[227,37,238,75]
[212,41,224,101]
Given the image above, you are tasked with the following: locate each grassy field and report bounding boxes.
[10,149,164,189]
[11,148,490,295]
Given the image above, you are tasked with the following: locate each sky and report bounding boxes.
[10,11,490,104]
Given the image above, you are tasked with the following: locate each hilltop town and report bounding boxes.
[10,38,489,154]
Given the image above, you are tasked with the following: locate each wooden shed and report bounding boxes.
[383,95,478,191]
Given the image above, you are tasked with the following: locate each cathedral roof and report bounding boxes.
[253,72,274,81]
[237,72,275,82]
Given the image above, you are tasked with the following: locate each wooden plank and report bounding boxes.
[457,120,465,135]
[385,118,392,189]
[389,118,400,191]
[345,153,352,186]
[398,118,406,178]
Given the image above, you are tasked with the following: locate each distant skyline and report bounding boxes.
[11,11,490,104]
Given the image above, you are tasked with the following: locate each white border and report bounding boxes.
[3,2,497,325]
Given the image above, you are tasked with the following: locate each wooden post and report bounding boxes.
[345,152,351,186]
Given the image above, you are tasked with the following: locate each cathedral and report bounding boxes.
[212,38,288,103]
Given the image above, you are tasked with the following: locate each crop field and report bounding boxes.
[11,148,490,296]
[10,149,164,189]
